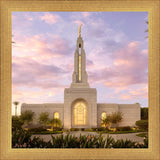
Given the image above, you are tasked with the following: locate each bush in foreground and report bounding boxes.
[116,126,131,131]
[12,129,148,148]
[135,120,148,130]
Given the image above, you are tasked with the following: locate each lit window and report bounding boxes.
[79,55,81,81]
[73,101,87,125]
[101,112,107,127]
[54,112,59,119]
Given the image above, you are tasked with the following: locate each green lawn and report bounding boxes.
[136,132,147,137]
[31,131,63,134]
[31,130,146,135]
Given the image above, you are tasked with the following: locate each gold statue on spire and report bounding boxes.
[79,24,82,37]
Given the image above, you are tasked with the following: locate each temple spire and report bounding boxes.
[79,24,82,37]
[70,26,89,88]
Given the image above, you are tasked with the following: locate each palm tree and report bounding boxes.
[12,35,16,44]
[145,20,148,39]
[47,118,62,131]
[13,101,19,116]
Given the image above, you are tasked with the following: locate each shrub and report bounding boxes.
[47,118,62,131]
[12,130,148,148]
[28,127,47,132]
[116,126,131,131]
[12,116,24,131]
[38,112,49,125]
[110,112,123,125]
[112,139,135,148]
[136,133,147,137]
[20,110,35,124]
[62,129,70,132]
[12,129,32,147]
[135,120,148,130]
[32,131,63,134]
[91,128,98,131]
[70,128,79,131]
[84,128,93,132]
[54,127,62,131]
[141,107,148,120]
[101,115,111,129]
[97,127,108,131]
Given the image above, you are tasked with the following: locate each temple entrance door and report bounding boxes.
[73,101,87,126]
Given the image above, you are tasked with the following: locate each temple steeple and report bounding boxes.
[70,26,89,88]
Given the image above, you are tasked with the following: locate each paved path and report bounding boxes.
[31,131,145,143]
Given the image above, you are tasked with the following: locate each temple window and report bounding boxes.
[54,112,59,119]
[79,55,81,81]
[73,101,87,125]
[101,112,107,127]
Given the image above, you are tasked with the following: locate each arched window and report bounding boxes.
[73,101,87,125]
[101,112,107,127]
[54,112,59,119]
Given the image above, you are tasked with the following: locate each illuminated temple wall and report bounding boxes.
[21,103,64,125]
[21,102,140,128]
[97,103,140,127]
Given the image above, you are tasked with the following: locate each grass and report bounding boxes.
[97,129,146,134]
[32,130,144,135]
[136,132,147,137]
[31,131,63,134]
[29,128,146,135]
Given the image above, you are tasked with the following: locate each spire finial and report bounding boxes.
[79,24,82,37]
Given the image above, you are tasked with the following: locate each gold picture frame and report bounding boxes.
[0,0,160,159]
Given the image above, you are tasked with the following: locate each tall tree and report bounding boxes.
[38,112,49,126]
[13,101,19,116]
[20,110,35,125]
[141,107,148,120]
[110,111,123,127]
[145,21,148,38]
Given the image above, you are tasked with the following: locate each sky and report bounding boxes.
[12,12,148,115]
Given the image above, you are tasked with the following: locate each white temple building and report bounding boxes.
[21,28,140,129]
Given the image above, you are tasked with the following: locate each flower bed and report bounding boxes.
[12,129,148,148]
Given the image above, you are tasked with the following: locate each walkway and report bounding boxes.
[31,131,145,143]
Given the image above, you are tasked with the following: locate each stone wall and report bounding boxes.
[21,103,64,126]
[97,103,119,127]
[118,104,140,127]
[97,103,140,127]
[21,102,140,128]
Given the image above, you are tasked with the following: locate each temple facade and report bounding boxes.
[21,30,140,129]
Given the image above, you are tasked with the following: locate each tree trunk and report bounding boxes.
[15,106,17,116]
[51,125,54,131]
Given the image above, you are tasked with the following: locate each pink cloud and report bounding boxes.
[129,87,148,98]
[141,49,148,54]
[12,85,65,104]
[117,86,148,100]
[88,41,148,88]
[82,12,91,17]
[73,20,84,25]
[40,13,60,24]
[24,14,33,21]
[119,94,132,100]
[12,56,69,89]
[12,34,73,64]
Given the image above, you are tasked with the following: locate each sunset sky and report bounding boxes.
[12,12,148,115]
